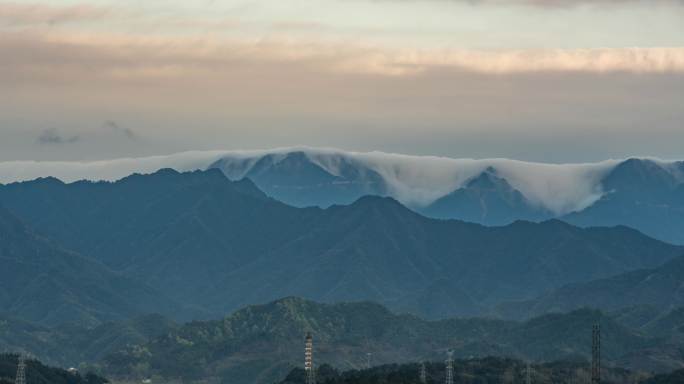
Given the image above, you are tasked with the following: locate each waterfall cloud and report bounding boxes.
[1,147,674,215]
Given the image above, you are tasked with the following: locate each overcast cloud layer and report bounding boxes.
[1,0,683,162]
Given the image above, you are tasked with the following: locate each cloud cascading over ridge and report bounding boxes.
[3,147,680,215]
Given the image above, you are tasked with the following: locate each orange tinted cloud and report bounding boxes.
[0,2,113,26]
[2,30,683,82]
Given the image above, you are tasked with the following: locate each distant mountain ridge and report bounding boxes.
[2,148,681,243]
[209,151,684,243]
[1,168,681,322]
[499,254,684,321]
[563,158,684,244]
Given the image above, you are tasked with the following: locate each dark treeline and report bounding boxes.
[280,357,649,384]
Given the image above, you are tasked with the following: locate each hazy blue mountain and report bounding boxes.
[498,255,684,320]
[209,151,388,207]
[206,151,684,243]
[217,196,682,316]
[100,297,664,384]
[421,168,550,225]
[1,169,681,319]
[213,153,684,243]
[0,206,179,327]
[564,159,684,245]
[0,169,320,314]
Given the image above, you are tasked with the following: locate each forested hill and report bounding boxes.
[99,297,667,384]
[0,354,107,384]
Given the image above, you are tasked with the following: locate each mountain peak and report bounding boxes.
[422,167,548,225]
[465,167,510,190]
[152,167,181,176]
[339,195,417,218]
[350,194,401,206]
[605,158,678,190]
[9,175,64,187]
[116,168,266,197]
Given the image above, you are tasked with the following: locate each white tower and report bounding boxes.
[305,333,316,384]
[445,350,454,384]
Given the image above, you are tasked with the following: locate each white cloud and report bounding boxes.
[2,147,676,215]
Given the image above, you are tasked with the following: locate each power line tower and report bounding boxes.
[15,354,26,384]
[445,350,454,384]
[305,332,316,384]
[419,361,427,384]
[525,361,532,384]
[592,322,601,384]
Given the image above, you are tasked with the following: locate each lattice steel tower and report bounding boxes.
[525,361,532,384]
[420,361,427,384]
[445,350,454,384]
[592,322,601,384]
[305,332,316,384]
[15,354,26,384]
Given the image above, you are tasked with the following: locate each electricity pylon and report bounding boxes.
[592,322,601,384]
[305,333,316,384]
[15,354,26,384]
[445,350,454,384]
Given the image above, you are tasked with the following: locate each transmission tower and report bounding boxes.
[445,350,454,384]
[305,332,316,384]
[525,361,532,384]
[419,361,427,384]
[15,354,26,384]
[591,322,601,384]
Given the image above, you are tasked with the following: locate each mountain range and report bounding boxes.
[2,148,682,244]
[210,151,684,245]
[0,206,179,327]
[1,168,681,323]
[2,157,684,382]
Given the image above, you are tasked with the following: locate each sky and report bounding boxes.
[1,0,683,163]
